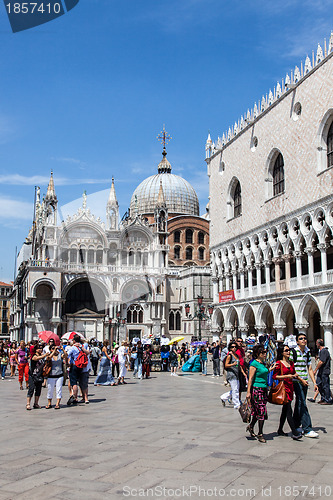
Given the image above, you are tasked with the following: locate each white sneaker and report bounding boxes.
[174,373,179,376]
[304,431,319,438]
[212,375,215,378]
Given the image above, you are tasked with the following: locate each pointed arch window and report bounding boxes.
[169,311,175,330]
[175,311,181,330]
[233,181,242,218]
[327,121,333,169]
[273,153,285,196]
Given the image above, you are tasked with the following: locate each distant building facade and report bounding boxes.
[207,34,333,352]
[11,147,211,343]
[0,282,12,340]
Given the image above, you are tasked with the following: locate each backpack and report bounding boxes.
[75,348,88,369]
[222,351,230,368]
[291,347,310,365]
[221,348,228,366]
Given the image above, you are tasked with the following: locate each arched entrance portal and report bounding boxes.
[35,284,53,333]
[64,280,106,341]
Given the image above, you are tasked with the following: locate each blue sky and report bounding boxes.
[0,0,332,281]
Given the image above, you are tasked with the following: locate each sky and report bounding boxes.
[0,0,332,281]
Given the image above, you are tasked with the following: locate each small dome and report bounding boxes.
[130,172,199,216]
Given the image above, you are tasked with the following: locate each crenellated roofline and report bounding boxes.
[206,31,333,159]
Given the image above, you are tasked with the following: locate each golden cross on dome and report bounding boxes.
[157,125,172,155]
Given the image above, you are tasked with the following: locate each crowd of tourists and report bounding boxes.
[0,332,331,440]
[217,333,332,443]
[0,336,142,410]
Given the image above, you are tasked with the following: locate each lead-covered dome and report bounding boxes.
[130,154,199,216]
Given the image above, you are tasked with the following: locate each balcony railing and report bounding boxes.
[29,260,167,275]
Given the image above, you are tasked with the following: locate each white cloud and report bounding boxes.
[0,197,33,220]
[0,174,112,186]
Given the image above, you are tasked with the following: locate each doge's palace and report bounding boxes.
[207,33,333,354]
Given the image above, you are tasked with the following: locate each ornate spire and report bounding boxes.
[82,190,87,210]
[106,178,119,230]
[107,177,118,208]
[156,179,166,207]
[45,171,57,202]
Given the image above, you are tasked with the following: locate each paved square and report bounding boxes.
[0,371,332,500]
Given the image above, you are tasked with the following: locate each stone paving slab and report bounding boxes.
[0,371,333,499]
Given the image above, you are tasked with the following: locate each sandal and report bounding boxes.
[246,425,256,438]
[45,404,52,409]
[257,434,266,443]
[54,405,60,409]
[26,404,31,411]
[33,403,41,409]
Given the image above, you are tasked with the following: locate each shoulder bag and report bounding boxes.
[268,362,289,405]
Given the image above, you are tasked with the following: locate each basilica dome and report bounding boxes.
[130,154,199,217]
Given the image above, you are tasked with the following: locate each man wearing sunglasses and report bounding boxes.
[292,333,319,438]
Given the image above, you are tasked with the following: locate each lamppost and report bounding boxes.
[185,296,214,341]
[114,311,126,344]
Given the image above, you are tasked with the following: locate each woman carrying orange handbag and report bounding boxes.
[273,344,303,440]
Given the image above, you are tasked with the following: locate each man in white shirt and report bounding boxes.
[117,341,129,384]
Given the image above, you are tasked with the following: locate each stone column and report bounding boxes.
[238,326,248,341]
[306,248,315,286]
[273,257,281,293]
[295,323,309,337]
[265,261,271,294]
[239,269,245,299]
[52,300,57,318]
[256,326,266,339]
[232,271,237,295]
[224,328,233,345]
[212,278,219,304]
[273,324,285,341]
[318,244,328,284]
[284,254,291,290]
[226,273,231,291]
[248,266,253,297]
[26,325,33,343]
[294,251,302,289]
[218,276,224,294]
[320,322,333,356]
[255,263,262,296]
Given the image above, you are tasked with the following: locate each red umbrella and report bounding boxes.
[61,331,86,341]
[38,331,60,346]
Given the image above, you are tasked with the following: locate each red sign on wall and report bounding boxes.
[219,290,235,303]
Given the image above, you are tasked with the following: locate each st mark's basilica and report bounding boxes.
[10,136,211,344]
